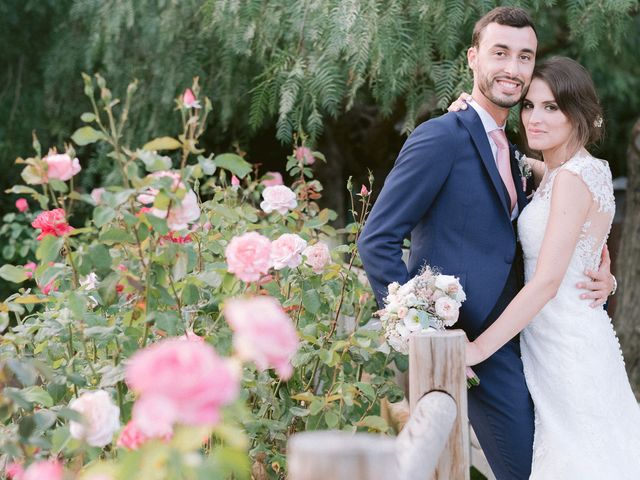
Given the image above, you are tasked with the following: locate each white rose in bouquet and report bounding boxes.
[434,296,461,326]
[435,274,466,303]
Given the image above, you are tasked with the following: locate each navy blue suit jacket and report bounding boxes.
[358,107,528,337]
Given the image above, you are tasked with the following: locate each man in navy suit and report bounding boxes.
[358,7,614,479]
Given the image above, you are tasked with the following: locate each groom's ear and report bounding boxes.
[467,47,477,72]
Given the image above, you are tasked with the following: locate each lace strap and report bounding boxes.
[559,155,615,213]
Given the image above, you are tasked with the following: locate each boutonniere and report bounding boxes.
[515,149,532,191]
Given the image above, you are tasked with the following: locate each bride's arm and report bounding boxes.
[466,170,592,365]
[526,157,545,187]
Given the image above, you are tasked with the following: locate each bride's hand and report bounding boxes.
[447,92,473,112]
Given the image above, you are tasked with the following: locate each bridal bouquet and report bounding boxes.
[377,265,479,387]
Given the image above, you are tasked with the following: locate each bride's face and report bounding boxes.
[521,78,573,153]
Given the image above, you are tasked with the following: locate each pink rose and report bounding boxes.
[303,242,331,274]
[40,279,57,295]
[225,232,272,282]
[117,419,172,450]
[137,171,183,205]
[23,262,37,279]
[260,185,297,215]
[182,88,201,109]
[152,189,201,231]
[15,198,28,213]
[23,460,63,480]
[125,338,240,436]
[69,390,120,447]
[5,462,24,480]
[295,146,315,165]
[91,187,106,204]
[231,175,240,187]
[434,297,460,326]
[359,185,369,197]
[270,233,307,270]
[31,209,73,240]
[44,153,81,181]
[224,296,299,379]
[261,171,283,187]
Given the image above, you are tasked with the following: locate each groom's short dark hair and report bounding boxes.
[472,7,537,47]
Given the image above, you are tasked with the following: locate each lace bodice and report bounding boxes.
[519,151,615,276]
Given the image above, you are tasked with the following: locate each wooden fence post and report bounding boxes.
[287,431,398,480]
[409,330,470,480]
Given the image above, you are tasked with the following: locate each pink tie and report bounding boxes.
[489,128,517,212]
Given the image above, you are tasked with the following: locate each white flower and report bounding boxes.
[69,390,120,447]
[260,185,297,215]
[403,309,423,331]
[152,189,201,230]
[435,274,466,303]
[80,272,99,290]
[388,282,400,295]
[434,297,460,326]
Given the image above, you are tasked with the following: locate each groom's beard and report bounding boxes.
[479,75,527,108]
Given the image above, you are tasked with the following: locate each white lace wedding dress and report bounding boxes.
[518,151,640,479]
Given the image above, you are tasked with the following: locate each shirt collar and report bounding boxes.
[468,99,505,134]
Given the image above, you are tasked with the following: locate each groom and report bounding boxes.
[357,7,614,479]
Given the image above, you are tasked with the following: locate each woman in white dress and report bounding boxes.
[465,56,640,478]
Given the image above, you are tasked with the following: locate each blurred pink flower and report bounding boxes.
[294,146,315,165]
[231,175,240,187]
[91,187,106,204]
[303,242,331,274]
[117,419,172,450]
[152,189,201,231]
[225,232,272,282]
[125,338,240,436]
[5,462,24,480]
[270,233,307,270]
[69,390,120,447]
[137,171,182,205]
[182,88,202,109]
[15,198,28,212]
[261,171,283,187]
[224,296,299,379]
[40,279,57,295]
[23,262,37,279]
[44,153,81,182]
[434,297,460,326]
[360,185,369,196]
[260,185,297,215]
[23,460,63,480]
[31,209,73,240]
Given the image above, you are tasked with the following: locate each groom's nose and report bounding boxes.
[502,57,520,78]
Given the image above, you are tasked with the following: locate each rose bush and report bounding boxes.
[0,76,401,479]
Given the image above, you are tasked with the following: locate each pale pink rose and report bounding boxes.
[137,171,183,205]
[5,462,24,480]
[434,297,460,326]
[435,274,466,302]
[91,187,106,204]
[177,330,205,343]
[303,242,331,274]
[118,419,171,450]
[261,171,283,187]
[151,189,201,231]
[23,262,37,279]
[295,146,315,165]
[23,460,63,480]
[44,153,81,181]
[225,232,272,282]
[260,185,297,215]
[15,198,28,213]
[182,88,201,109]
[224,296,299,379]
[125,338,240,435]
[270,233,307,270]
[431,290,444,301]
[231,175,240,187]
[397,306,408,319]
[69,390,120,447]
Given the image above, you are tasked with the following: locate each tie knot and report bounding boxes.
[489,128,509,149]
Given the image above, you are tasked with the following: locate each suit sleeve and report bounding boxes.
[357,119,457,306]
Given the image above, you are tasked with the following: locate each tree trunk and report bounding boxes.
[614,118,640,397]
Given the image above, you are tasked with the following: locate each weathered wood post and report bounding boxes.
[287,431,398,479]
[409,330,470,480]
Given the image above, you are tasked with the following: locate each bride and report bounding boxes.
[464,56,640,478]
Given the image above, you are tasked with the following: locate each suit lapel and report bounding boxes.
[458,109,510,216]
[509,144,528,212]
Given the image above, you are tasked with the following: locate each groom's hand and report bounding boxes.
[576,245,615,308]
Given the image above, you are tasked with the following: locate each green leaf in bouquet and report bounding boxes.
[36,235,64,263]
[93,206,116,227]
[302,289,321,314]
[142,136,182,151]
[0,264,28,283]
[71,126,107,146]
[214,153,252,179]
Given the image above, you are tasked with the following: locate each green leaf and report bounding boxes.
[19,415,36,441]
[144,212,169,235]
[181,283,199,305]
[0,264,28,283]
[99,228,134,244]
[140,151,172,172]
[302,289,322,314]
[143,136,182,151]
[356,415,389,432]
[93,206,116,228]
[5,185,38,195]
[68,291,88,319]
[36,235,64,263]
[197,270,222,288]
[324,410,339,428]
[289,407,310,417]
[71,126,106,146]
[214,153,252,179]
[80,112,96,122]
[198,155,217,175]
[89,244,112,273]
[21,386,54,407]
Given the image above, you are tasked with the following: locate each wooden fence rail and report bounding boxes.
[288,330,482,480]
